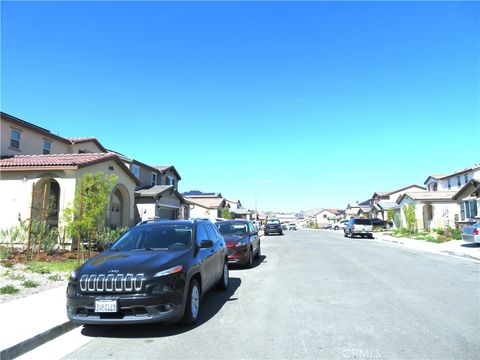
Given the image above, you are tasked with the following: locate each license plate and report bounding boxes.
[95,299,118,313]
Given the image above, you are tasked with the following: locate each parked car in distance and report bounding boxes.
[282,224,288,231]
[370,218,393,229]
[332,220,348,230]
[323,224,332,230]
[461,221,480,243]
[66,219,229,326]
[264,219,283,236]
[216,220,261,267]
[288,223,297,230]
[344,218,373,238]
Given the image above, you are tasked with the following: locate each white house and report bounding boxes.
[186,196,229,222]
[314,208,344,225]
[397,191,458,230]
[424,164,480,192]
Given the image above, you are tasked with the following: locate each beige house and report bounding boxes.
[370,184,426,220]
[396,191,458,231]
[0,153,139,231]
[0,112,138,233]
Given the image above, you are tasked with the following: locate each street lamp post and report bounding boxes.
[255,179,271,221]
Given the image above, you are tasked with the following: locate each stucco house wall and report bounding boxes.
[1,117,70,157]
[0,170,77,231]
[70,142,105,154]
[398,196,459,230]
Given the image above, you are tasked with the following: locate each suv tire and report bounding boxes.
[216,259,229,290]
[254,243,261,259]
[182,278,201,325]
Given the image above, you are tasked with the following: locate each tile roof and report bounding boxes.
[185,196,225,208]
[0,153,140,184]
[67,137,108,152]
[0,153,116,168]
[424,164,480,184]
[135,185,174,197]
[1,112,71,143]
[399,191,455,202]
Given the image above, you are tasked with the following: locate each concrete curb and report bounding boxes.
[0,321,79,360]
[373,234,480,261]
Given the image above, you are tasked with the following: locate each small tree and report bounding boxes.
[387,209,394,223]
[64,172,117,262]
[221,207,232,219]
[403,203,416,234]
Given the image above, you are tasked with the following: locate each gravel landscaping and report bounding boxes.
[0,263,68,303]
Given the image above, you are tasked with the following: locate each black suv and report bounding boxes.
[66,219,229,325]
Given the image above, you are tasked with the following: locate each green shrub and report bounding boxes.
[6,272,26,281]
[48,274,63,281]
[22,280,39,288]
[1,261,14,268]
[0,285,20,295]
[26,263,51,274]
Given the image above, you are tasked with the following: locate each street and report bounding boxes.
[22,229,480,360]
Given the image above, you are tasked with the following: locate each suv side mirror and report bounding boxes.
[200,240,214,248]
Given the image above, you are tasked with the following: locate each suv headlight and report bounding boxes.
[70,270,77,280]
[154,265,183,278]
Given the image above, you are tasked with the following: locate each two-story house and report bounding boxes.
[370,184,426,223]
[424,165,480,192]
[109,151,186,222]
[0,112,138,232]
[395,165,480,231]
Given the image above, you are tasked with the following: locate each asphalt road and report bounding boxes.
[22,229,480,360]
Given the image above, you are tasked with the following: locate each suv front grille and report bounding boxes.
[79,273,145,293]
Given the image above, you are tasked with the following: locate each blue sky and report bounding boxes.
[2,1,479,212]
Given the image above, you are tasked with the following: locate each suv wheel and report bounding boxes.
[334,226,339,230]
[254,242,261,259]
[182,278,200,325]
[216,259,229,290]
[245,247,253,268]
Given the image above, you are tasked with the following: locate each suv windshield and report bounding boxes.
[266,220,280,224]
[111,224,193,251]
[217,222,248,236]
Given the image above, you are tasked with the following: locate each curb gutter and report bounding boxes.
[0,321,79,360]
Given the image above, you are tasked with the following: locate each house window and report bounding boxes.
[464,174,469,183]
[447,179,451,190]
[43,140,51,154]
[151,172,157,186]
[10,130,20,149]
[457,176,461,187]
[460,200,478,220]
[132,164,140,178]
[166,176,176,186]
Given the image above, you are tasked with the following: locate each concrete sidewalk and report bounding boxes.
[373,232,480,261]
[0,285,77,360]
